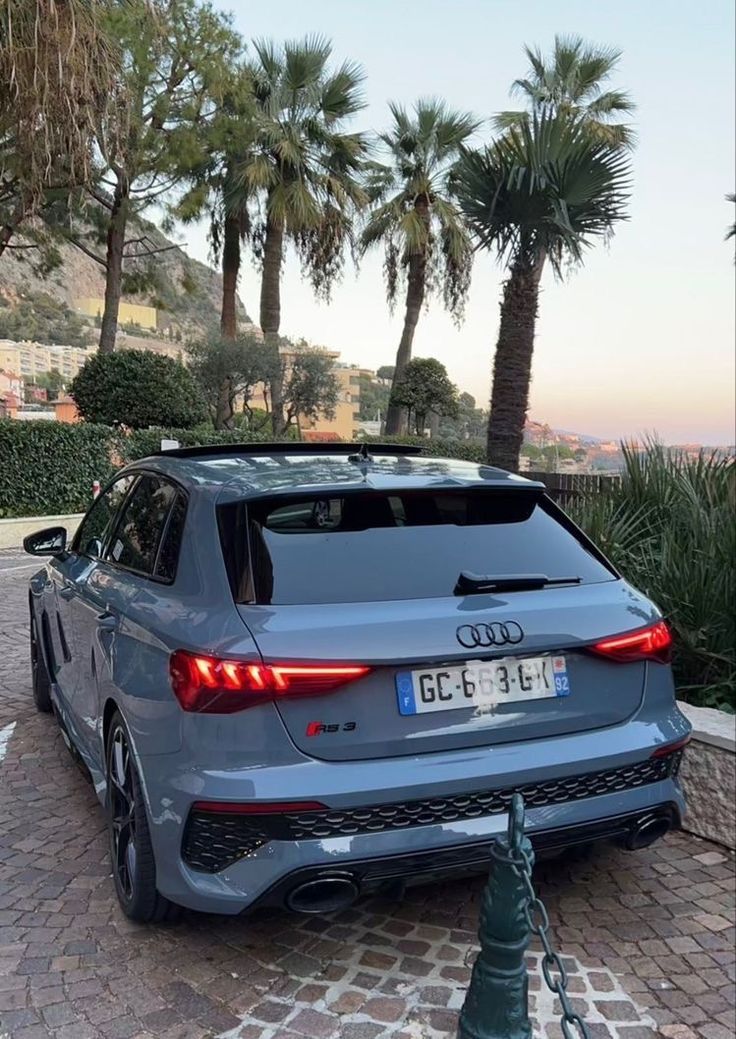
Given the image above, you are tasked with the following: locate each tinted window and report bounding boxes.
[106,476,177,575]
[154,491,187,581]
[75,476,136,558]
[218,489,615,605]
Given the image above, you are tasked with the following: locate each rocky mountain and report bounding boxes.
[0,213,249,342]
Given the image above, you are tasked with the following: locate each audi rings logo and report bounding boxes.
[455,621,524,649]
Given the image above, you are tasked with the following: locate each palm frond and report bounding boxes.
[502,34,635,151]
[455,109,631,276]
[360,94,477,317]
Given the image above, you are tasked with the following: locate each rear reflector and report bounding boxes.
[651,736,691,758]
[191,800,327,814]
[588,621,673,664]
[170,650,371,713]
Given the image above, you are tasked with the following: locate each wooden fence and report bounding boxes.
[525,470,622,507]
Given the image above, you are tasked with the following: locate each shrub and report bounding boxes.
[70,350,208,429]
[0,420,116,517]
[568,443,735,711]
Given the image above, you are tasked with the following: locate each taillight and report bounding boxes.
[191,800,326,814]
[169,650,371,713]
[588,620,673,664]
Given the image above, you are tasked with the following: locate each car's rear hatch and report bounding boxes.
[220,484,655,762]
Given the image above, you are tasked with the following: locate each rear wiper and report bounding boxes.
[454,572,582,595]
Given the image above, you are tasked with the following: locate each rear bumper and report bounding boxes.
[251,802,682,911]
[136,701,690,914]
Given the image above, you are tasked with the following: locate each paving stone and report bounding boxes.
[361,996,406,1022]
[288,1008,339,1036]
[339,1026,383,1039]
[326,989,366,1014]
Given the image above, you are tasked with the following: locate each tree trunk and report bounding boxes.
[215,212,242,429]
[220,212,241,338]
[0,198,27,260]
[259,210,285,435]
[384,198,429,436]
[98,176,130,355]
[214,381,234,430]
[486,255,546,472]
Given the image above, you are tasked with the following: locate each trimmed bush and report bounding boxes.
[70,350,208,429]
[0,420,116,517]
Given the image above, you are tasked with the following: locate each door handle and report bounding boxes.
[59,586,75,601]
[96,612,117,632]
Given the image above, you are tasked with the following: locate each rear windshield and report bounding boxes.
[217,489,615,605]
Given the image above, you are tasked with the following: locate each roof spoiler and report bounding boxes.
[152,441,424,460]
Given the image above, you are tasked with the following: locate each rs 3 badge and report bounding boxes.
[306,721,357,736]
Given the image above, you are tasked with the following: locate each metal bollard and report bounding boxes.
[457,793,533,1039]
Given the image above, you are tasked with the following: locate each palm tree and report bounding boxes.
[173,67,256,428]
[361,99,478,434]
[496,35,636,149]
[234,36,368,432]
[455,109,631,471]
[176,67,255,343]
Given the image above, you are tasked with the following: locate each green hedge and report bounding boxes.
[0,421,279,518]
[0,421,117,518]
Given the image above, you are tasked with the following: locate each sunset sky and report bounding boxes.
[182,0,735,444]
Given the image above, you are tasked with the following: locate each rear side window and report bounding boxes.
[106,476,178,577]
[218,489,615,605]
[154,491,187,580]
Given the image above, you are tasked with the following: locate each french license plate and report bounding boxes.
[395,656,570,716]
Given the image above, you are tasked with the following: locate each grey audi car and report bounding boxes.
[25,443,690,922]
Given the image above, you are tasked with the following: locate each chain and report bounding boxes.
[494,841,591,1039]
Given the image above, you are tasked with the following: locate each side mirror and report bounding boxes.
[23,526,67,557]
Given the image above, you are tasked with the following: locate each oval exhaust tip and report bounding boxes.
[286,876,360,915]
[626,813,672,851]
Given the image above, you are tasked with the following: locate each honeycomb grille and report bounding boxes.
[285,754,679,839]
[182,814,270,874]
[182,752,680,872]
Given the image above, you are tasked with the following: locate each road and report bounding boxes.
[0,550,733,1038]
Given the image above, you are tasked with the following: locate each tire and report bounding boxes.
[30,610,53,713]
[105,711,180,923]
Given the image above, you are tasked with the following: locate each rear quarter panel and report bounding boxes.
[93,488,257,760]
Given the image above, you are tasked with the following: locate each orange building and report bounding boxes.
[53,396,80,423]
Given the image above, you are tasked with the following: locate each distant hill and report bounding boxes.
[550,428,605,444]
[0,213,249,342]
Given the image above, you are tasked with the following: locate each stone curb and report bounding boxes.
[0,513,84,550]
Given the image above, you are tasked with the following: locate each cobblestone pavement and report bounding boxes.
[0,550,733,1039]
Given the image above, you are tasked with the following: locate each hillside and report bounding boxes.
[0,214,249,343]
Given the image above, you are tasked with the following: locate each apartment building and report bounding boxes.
[0,340,92,383]
[249,344,364,440]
